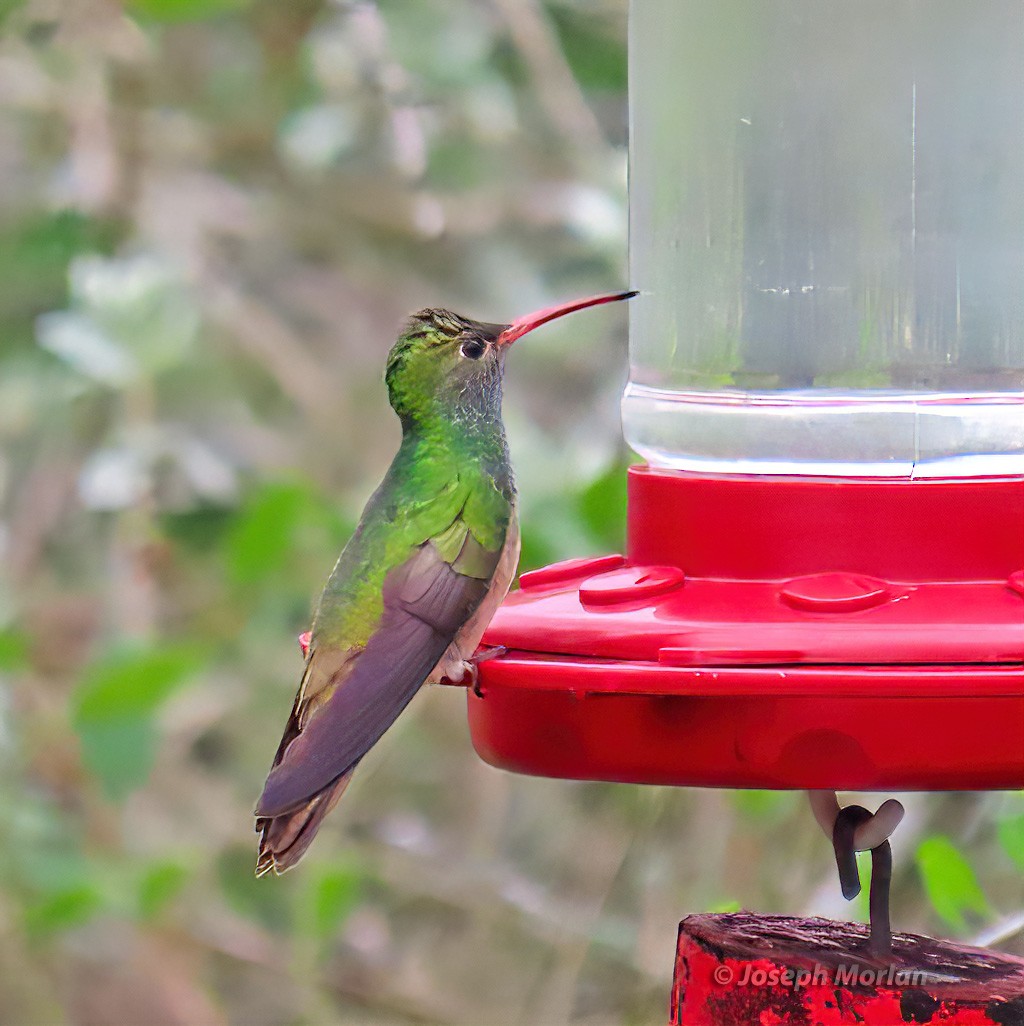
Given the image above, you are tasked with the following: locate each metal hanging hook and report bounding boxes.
[807,791,904,957]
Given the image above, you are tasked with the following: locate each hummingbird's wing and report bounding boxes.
[255,507,506,874]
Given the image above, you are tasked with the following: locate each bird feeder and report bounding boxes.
[465,0,1024,1018]
[472,0,1024,802]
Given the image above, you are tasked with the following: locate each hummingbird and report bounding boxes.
[254,289,636,875]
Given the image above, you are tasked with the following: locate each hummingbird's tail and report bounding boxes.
[255,768,354,876]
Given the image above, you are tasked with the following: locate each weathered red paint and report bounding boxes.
[672,913,1024,1025]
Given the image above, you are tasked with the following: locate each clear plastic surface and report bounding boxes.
[626,0,1024,475]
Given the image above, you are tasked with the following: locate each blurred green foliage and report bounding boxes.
[0,1,1019,1023]
[73,644,203,799]
[127,0,250,22]
[998,813,1024,872]
[915,837,992,932]
[306,864,364,944]
[137,859,190,920]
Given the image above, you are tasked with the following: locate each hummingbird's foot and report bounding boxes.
[466,645,507,696]
[433,645,507,693]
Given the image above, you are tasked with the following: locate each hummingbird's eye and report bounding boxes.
[460,338,487,361]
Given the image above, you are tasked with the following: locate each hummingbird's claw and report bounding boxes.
[465,661,481,696]
[469,645,507,696]
[435,645,506,693]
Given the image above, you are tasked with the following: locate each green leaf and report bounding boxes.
[0,0,26,27]
[126,0,250,23]
[851,851,871,922]
[426,139,494,191]
[0,211,118,352]
[915,836,991,931]
[708,899,741,914]
[548,6,627,92]
[0,629,28,670]
[217,846,293,932]
[307,866,361,942]
[24,885,101,938]
[516,521,559,576]
[20,210,115,270]
[577,460,628,551]
[996,814,1024,871]
[77,719,158,801]
[138,861,189,920]
[731,790,794,820]
[74,645,200,722]
[72,645,201,799]
[160,505,235,553]
[227,481,308,585]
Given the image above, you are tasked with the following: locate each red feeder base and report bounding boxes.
[471,468,1024,791]
[673,913,1024,1025]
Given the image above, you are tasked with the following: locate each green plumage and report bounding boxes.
[314,422,514,650]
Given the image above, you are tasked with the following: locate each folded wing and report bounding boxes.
[256,532,496,821]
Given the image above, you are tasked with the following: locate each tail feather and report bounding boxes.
[255,769,354,876]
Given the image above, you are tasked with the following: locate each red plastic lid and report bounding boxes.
[469,468,1024,791]
[519,554,625,591]
[779,572,891,613]
[579,565,685,607]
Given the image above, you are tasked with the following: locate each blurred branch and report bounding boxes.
[7,447,83,587]
[491,0,607,161]
[200,276,339,417]
[973,912,1024,949]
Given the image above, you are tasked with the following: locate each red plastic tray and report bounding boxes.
[469,469,1024,791]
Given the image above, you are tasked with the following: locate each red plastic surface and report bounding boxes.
[519,554,625,591]
[468,657,1021,790]
[579,565,685,606]
[779,572,891,613]
[626,467,1024,581]
[470,468,1024,791]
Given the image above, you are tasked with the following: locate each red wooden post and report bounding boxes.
[672,913,1024,1025]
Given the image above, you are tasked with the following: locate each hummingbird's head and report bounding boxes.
[385,308,508,423]
[384,290,638,425]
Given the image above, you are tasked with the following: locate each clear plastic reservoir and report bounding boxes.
[624,0,1024,476]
